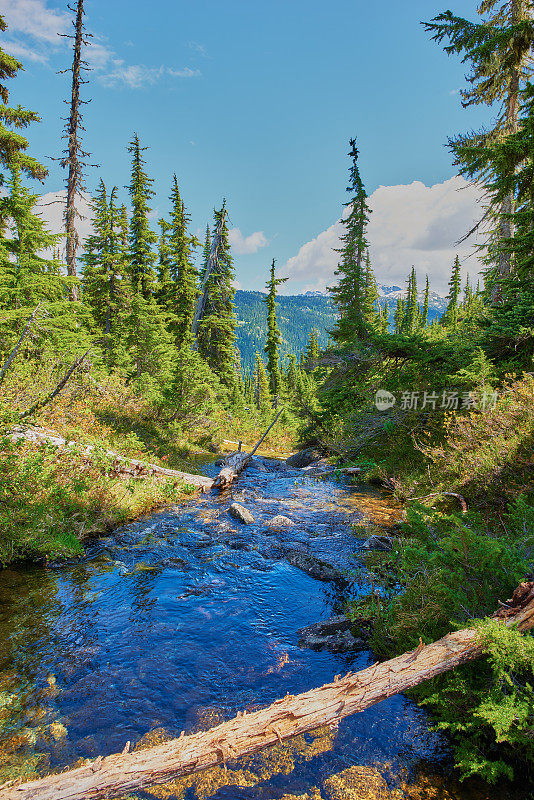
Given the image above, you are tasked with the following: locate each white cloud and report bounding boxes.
[284,176,486,295]
[35,190,93,258]
[0,1,201,87]
[0,0,69,41]
[228,227,268,255]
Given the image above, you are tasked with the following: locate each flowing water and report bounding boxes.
[0,458,526,798]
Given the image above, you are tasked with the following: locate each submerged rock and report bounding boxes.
[286,448,323,468]
[267,515,294,529]
[361,535,393,552]
[282,547,348,584]
[298,615,367,653]
[228,503,255,524]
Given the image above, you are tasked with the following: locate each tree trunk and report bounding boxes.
[213,409,284,488]
[63,0,87,302]
[2,582,532,800]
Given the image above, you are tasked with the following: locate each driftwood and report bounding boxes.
[2,581,533,800]
[5,427,214,491]
[213,409,284,489]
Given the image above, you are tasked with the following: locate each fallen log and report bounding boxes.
[2,581,533,800]
[213,409,283,489]
[5,426,214,491]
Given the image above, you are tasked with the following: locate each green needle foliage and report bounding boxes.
[264,258,287,397]
[127,133,157,299]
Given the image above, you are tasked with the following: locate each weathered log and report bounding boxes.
[5,427,214,491]
[213,410,284,489]
[2,582,533,800]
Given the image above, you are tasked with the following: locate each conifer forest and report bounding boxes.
[0,2,533,799]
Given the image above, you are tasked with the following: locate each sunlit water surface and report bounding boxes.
[0,459,527,798]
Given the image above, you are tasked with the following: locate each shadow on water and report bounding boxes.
[0,458,529,798]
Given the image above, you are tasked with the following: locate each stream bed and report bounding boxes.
[0,457,526,798]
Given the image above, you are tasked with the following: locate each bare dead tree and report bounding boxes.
[59,0,93,301]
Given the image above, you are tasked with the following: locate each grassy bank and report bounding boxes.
[337,375,534,784]
[0,359,298,567]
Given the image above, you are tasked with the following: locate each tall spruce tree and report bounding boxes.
[127,133,157,298]
[0,166,63,309]
[421,275,430,328]
[363,250,380,328]
[329,138,371,342]
[254,352,271,411]
[424,1,534,297]
[403,267,419,333]
[197,202,239,390]
[441,255,462,327]
[82,182,129,366]
[305,328,320,371]
[264,259,287,397]
[162,175,198,347]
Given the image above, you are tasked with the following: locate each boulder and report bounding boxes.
[298,615,367,653]
[267,515,294,529]
[282,547,347,584]
[228,503,255,524]
[361,535,393,552]
[285,448,323,468]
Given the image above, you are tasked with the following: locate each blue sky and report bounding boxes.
[2,0,493,293]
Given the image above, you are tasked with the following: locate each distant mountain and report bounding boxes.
[233,285,447,370]
[234,290,335,371]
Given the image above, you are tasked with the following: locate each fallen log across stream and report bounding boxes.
[213,409,284,489]
[5,427,214,491]
[2,581,533,800]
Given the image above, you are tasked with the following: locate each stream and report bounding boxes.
[0,456,525,799]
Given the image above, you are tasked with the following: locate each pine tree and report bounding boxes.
[304,328,320,371]
[127,133,157,298]
[424,1,534,296]
[264,258,287,397]
[0,166,63,309]
[421,275,430,328]
[363,250,380,328]
[379,300,389,334]
[125,292,175,381]
[199,224,211,285]
[82,181,129,366]
[197,202,239,390]
[394,298,405,334]
[0,17,47,184]
[254,352,271,410]
[164,331,219,423]
[329,138,371,342]
[403,267,419,332]
[163,175,198,347]
[441,255,462,327]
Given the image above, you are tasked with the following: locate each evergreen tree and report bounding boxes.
[125,292,175,381]
[127,133,157,298]
[82,182,129,366]
[199,224,211,284]
[394,297,405,333]
[305,328,320,371]
[0,166,63,309]
[0,17,47,184]
[379,300,389,334]
[197,202,239,390]
[329,138,371,342]
[264,258,287,397]
[421,275,430,328]
[254,352,271,410]
[156,217,172,298]
[424,1,534,296]
[163,175,198,347]
[403,267,419,332]
[363,250,380,328]
[164,331,219,423]
[441,255,462,328]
